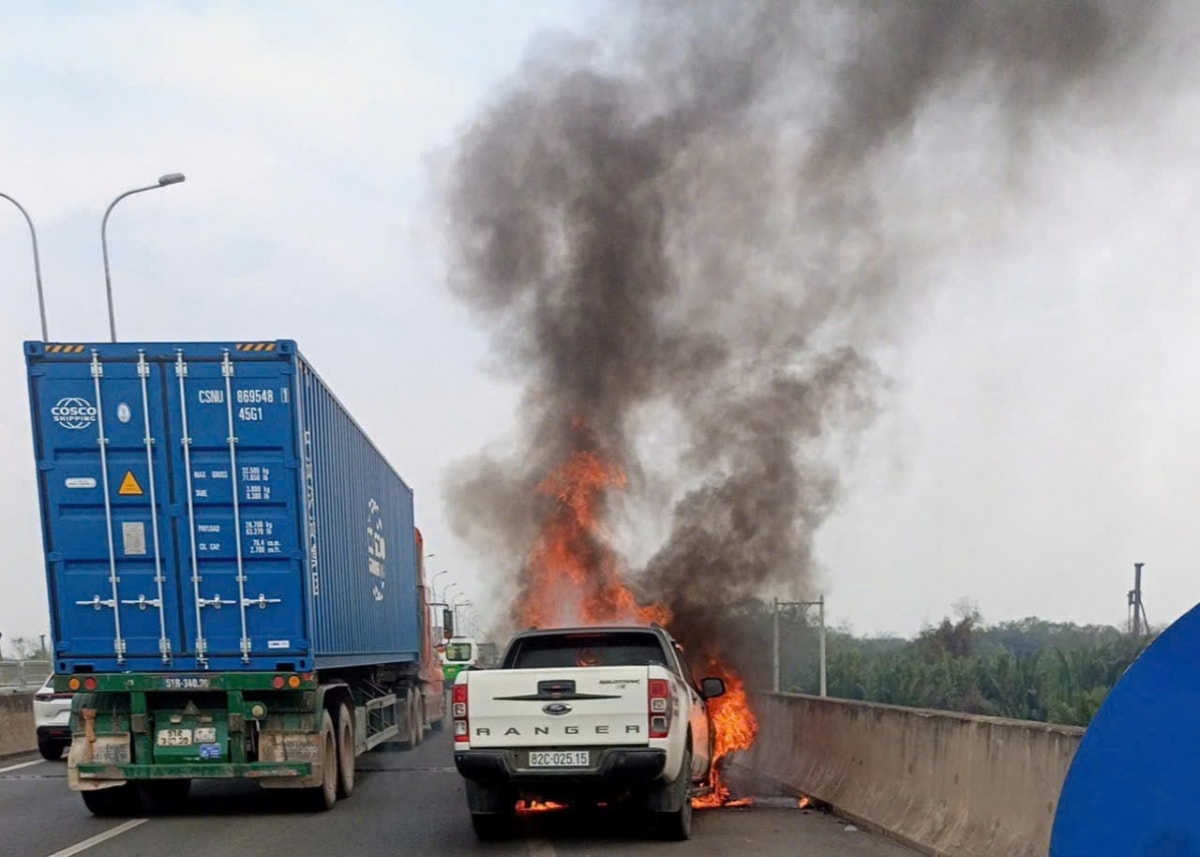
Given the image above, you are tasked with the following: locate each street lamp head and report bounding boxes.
[158,173,186,186]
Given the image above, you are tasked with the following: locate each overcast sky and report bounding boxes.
[1,2,1197,651]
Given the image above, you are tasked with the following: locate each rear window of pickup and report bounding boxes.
[503,631,672,671]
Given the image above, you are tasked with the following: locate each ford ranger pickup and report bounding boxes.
[452,624,726,840]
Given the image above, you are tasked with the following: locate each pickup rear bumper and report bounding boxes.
[455,747,667,791]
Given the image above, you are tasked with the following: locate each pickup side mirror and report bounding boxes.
[700,677,726,700]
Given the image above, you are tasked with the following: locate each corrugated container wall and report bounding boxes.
[25,340,421,675]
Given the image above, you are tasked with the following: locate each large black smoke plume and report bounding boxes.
[438,0,1158,666]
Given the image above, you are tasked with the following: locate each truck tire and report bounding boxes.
[649,745,694,841]
[398,690,420,750]
[138,779,191,814]
[336,704,355,799]
[466,780,516,840]
[37,739,63,761]
[81,784,141,817]
[471,813,514,841]
[298,710,338,812]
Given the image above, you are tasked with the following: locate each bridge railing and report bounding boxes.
[0,659,52,692]
[738,691,1084,857]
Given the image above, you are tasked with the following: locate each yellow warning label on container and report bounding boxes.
[118,471,144,496]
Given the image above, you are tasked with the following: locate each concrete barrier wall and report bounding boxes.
[0,693,37,757]
[741,692,1084,857]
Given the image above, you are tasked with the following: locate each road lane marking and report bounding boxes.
[0,759,43,774]
[526,840,557,857]
[47,819,148,856]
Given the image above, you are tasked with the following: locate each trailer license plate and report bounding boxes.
[164,676,211,690]
[529,751,590,768]
[157,728,193,747]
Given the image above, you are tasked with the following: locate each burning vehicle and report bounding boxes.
[452,624,727,840]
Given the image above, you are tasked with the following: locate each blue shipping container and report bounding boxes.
[25,340,421,674]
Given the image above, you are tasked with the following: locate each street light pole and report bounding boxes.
[432,570,449,601]
[101,173,185,342]
[1,193,48,340]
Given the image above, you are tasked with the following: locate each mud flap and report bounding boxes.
[645,770,689,813]
[465,779,515,814]
[258,731,325,789]
[68,734,131,791]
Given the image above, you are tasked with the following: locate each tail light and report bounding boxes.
[452,682,469,742]
[648,679,672,739]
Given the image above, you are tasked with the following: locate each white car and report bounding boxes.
[452,624,726,841]
[32,675,73,761]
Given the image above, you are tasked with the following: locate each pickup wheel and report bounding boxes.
[650,745,694,841]
[37,739,63,761]
[471,813,514,841]
[466,780,516,840]
[336,704,356,799]
[298,710,338,812]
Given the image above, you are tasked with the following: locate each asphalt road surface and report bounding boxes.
[0,736,918,857]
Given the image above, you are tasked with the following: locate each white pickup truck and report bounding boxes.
[451,624,727,840]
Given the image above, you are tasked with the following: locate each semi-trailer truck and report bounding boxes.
[24,339,444,815]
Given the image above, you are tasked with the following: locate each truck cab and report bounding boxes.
[443,637,479,683]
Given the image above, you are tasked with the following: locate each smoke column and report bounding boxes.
[438,0,1160,663]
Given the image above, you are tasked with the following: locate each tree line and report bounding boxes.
[726,599,1151,727]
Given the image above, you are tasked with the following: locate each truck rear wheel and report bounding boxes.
[138,779,191,814]
[649,746,694,841]
[466,780,516,841]
[471,813,514,841]
[398,690,421,750]
[336,704,355,799]
[81,784,141,817]
[298,710,338,812]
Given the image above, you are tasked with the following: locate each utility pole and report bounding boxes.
[772,598,781,692]
[772,594,828,697]
[1127,562,1148,638]
[818,595,827,698]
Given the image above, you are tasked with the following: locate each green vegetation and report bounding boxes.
[729,599,1152,727]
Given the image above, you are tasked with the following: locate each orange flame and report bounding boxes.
[692,661,758,808]
[519,429,670,629]
[517,800,568,813]
[517,420,756,809]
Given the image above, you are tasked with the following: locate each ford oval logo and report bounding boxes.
[543,702,572,716]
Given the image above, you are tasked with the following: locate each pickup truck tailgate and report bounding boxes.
[465,666,650,749]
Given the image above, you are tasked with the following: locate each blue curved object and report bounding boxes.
[1050,601,1200,856]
